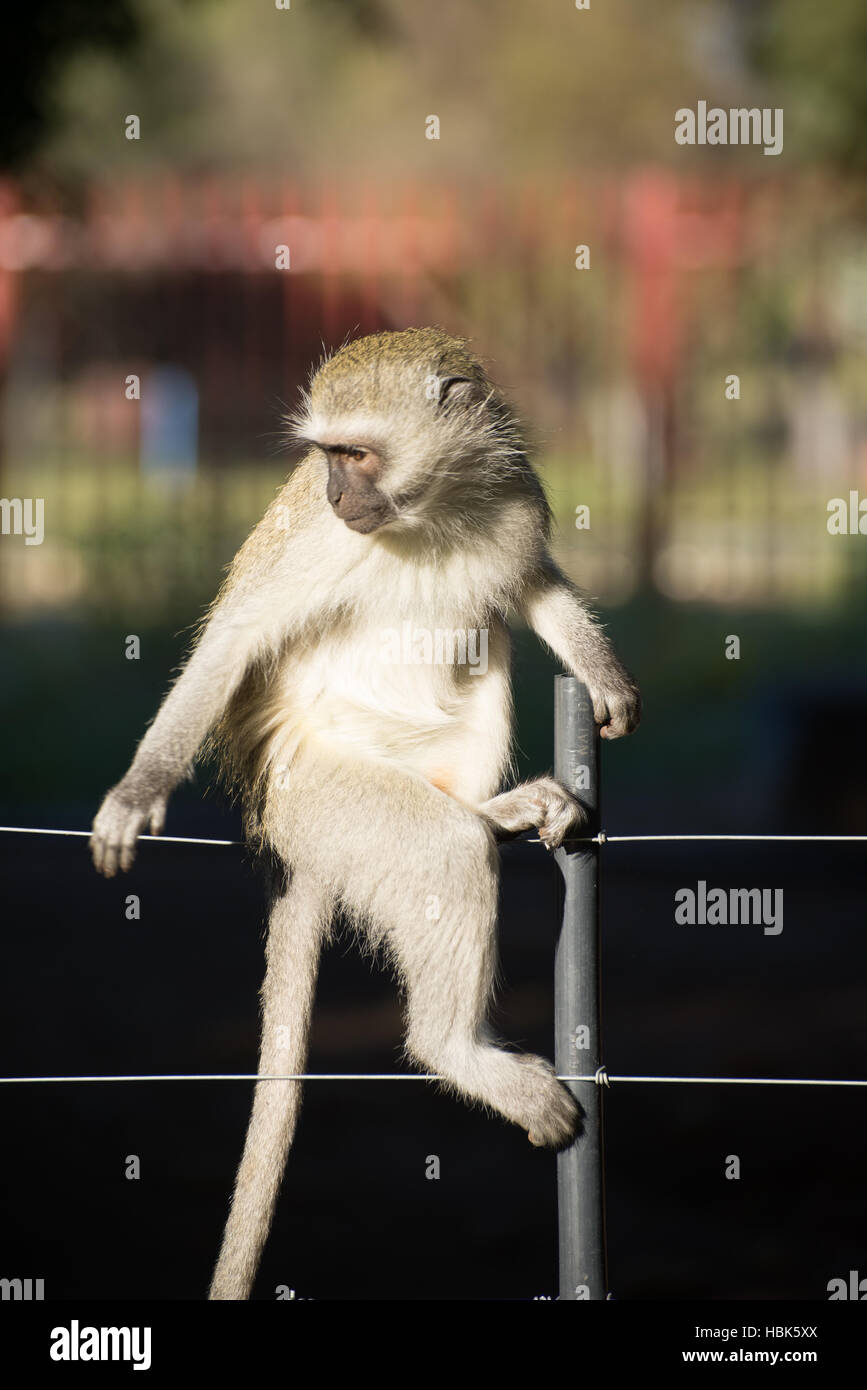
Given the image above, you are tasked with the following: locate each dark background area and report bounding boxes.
[1,615,864,1300]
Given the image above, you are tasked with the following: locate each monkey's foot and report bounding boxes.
[481,777,587,850]
[532,779,587,851]
[511,1054,583,1151]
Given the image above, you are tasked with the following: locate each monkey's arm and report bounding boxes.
[91,584,281,877]
[521,560,641,740]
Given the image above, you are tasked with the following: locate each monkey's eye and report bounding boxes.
[322,443,379,471]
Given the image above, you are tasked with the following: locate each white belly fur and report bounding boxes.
[262,615,512,806]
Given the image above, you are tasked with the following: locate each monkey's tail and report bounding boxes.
[209,871,329,1300]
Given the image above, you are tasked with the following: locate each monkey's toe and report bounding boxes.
[539,802,586,850]
[512,1055,584,1150]
[527,1093,583,1151]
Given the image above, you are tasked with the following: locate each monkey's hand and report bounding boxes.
[90,773,169,878]
[585,666,641,741]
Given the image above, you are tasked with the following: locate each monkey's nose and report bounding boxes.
[326,466,345,507]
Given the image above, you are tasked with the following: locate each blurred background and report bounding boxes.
[0,0,865,1301]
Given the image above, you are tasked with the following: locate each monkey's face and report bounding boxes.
[293,329,512,536]
[322,445,397,534]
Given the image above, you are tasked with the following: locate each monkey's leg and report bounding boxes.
[267,750,581,1151]
[395,853,582,1152]
[480,775,587,849]
[209,872,330,1301]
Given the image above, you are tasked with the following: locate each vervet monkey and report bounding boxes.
[90,327,640,1299]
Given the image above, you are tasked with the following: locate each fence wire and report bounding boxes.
[1,823,864,1091]
[3,825,867,845]
[0,1072,864,1087]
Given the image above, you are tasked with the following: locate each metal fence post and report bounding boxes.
[554,675,607,1301]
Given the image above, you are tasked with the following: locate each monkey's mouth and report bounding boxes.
[336,504,397,534]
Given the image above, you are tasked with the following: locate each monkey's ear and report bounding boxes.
[437,376,477,408]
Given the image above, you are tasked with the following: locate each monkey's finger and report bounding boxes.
[149,802,165,837]
[89,829,106,874]
[101,834,121,878]
[91,791,124,875]
[602,718,632,739]
[119,816,143,874]
[602,705,640,739]
[90,807,117,875]
[590,694,610,726]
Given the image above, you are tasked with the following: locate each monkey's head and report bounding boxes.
[290,328,534,537]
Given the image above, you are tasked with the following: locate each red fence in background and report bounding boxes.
[0,172,864,615]
[0,171,758,394]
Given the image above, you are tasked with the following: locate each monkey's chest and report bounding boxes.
[268,620,494,773]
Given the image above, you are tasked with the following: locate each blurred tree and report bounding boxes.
[746,0,867,172]
[317,0,394,37]
[0,0,142,169]
[33,0,699,182]
[6,2,867,180]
